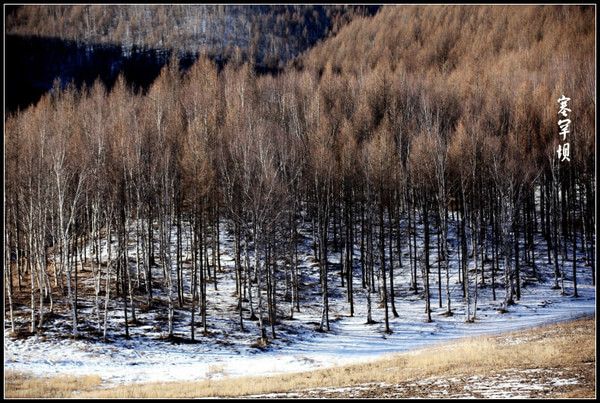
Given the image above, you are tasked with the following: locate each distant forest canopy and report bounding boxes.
[5,4,380,69]
[4,5,595,341]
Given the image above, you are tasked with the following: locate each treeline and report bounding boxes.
[4,5,595,344]
[5,5,378,69]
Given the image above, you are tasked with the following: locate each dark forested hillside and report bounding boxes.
[5,5,378,112]
[4,4,595,360]
[6,5,379,69]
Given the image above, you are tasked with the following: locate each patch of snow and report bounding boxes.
[4,217,596,388]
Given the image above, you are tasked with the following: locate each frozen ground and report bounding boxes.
[245,367,589,398]
[4,216,596,386]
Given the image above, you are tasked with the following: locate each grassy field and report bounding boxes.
[5,316,595,398]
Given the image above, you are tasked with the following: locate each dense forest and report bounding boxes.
[4,5,595,346]
[5,5,379,69]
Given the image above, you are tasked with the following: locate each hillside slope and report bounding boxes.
[6,5,379,68]
[294,4,594,192]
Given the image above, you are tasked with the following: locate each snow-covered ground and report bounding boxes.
[246,368,587,399]
[4,216,596,386]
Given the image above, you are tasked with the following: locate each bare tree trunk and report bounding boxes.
[5,227,15,333]
[379,199,391,333]
[28,209,37,333]
[346,193,354,316]
[176,207,184,308]
[243,227,256,320]
[253,222,267,344]
[360,203,366,289]
[514,206,521,301]
[146,209,153,304]
[422,196,432,323]
[103,219,113,341]
[365,205,374,325]
[410,189,418,293]
[388,204,399,318]
[319,213,330,332]
[234,221,244,330]
[190,216,198,341]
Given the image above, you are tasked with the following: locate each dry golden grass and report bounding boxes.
[558,388,596,399]
[4,371,101,398]
[6,317,595,398]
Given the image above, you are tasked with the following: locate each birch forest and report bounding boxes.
[4,5,595,350]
